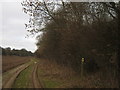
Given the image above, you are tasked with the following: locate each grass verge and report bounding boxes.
[36,58,76,88]
[36,58,118,88]
[37,69,62,88]
[12,65,33,88]
[43,79,61,88]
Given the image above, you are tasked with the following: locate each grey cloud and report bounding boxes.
[1,2,37,52]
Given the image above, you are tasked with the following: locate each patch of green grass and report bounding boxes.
[43,79,61,88]
[38,69,45,75]
[12,65,33,88]
[37,69,62,88]
[30,58,39,65]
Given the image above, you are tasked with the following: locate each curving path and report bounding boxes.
[2,64,30,88]
[2,59,43,88]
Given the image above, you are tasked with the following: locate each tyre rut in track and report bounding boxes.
[32,63,42,88]
[2,64,30,88]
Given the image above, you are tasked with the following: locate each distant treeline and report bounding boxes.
[0,47,34,56]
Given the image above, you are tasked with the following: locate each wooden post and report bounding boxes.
[81,58,84,80]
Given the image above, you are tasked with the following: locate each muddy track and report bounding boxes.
[32,63,42,88]
[2,64,30,88]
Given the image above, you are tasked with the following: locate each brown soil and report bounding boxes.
[2,55,30,72]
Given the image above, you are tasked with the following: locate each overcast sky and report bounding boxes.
[0,1,38,52]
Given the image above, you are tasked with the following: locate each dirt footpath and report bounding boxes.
[3,59,43,88]
[32,62,42,88]
[2,64,30,88]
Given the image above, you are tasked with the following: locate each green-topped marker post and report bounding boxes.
[81,57,84,80]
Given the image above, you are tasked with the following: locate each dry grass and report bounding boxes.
[37,58,76,88]
[2,55,31,72]
[70,69,118,88]
[37,58,119,88]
